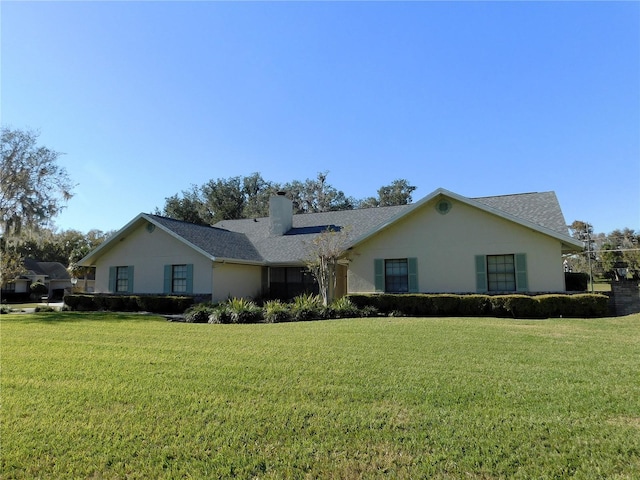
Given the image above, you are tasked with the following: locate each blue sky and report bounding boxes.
[2,1,638,235]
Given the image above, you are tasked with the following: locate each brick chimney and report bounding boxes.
[269,192,293,236]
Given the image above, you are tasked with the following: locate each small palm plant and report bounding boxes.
[264,299,292,323]
[226,297,263,324]
[290,293,324,321]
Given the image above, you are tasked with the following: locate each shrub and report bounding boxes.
[136,296,194,314]
[184,302,217,323]
[264,300,292,323]
[348,293,609,318]
[226,298,263,324]
[0,305,11,314]
[208,304,233,324]
[104,295,129,312]
[500,295,542,318]
[64,294,195,313]
[359,305,380,317]
[537,295,574,318]
[34,305,57,313]
[64,294,99,311]
[290,293,324,321]
[402,295,434,316]
[458,295,492,316]
[431,295,461,316]
[346,294,376,310]
[569,294,610,317]
[30,282,48,295]
[330,297,360,318]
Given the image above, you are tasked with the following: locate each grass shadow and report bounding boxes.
[1,311,167,324]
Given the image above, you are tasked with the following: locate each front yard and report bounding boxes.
[2,313,639,478]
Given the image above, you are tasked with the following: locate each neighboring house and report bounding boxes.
[1,258,72,301]
[78,188,583,302]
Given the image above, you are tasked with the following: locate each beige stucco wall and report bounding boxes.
[93,220,265,299]
[347,197,566,294]
[94,222,213,294]
[211,262,263,302]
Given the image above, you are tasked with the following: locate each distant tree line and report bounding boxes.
[154,172,417,225]
[567,220,640,280]
[16,228,111,269]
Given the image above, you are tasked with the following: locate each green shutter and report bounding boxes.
[127,266,134,293]
[475,255,487,293]
[163,265,172,294]
[186,264,194,294]
[374,259,384,292]
[109,267,116,292]
[515,254,528,292]
[408,257,418,293]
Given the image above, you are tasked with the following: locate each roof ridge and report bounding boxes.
[149,213,226,230]
[473,191,551,199]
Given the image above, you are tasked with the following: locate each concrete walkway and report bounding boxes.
[5,302,65,314]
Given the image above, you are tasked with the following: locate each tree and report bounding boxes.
[377,179,416,206]
[67,229,110,291]
[156,189,206,225]
[156,173,415,224]
[1,127,74,285]
[304,226,350,306]
[156,173,279,224]
[358,179,416,208]
[566,220,597,276]
[566,222,640,282]
[283,172,356,214]
[199,176,247,223]
[599,229,640,280]
[242,172,278,219]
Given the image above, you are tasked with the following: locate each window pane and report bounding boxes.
[116,267,128,292]
[487,255,516,291]
[172,264,187,293]
[385,259,408,293]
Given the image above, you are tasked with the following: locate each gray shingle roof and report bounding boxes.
[472,192,569,235]
[216,205,409,264]
[149,215,263,263]
[151,190,573,265]
[23,258,70,279]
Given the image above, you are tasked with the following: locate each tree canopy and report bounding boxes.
[567,221,639,280]
[1,127,74,237]
[1,127,75,285]
[155,172,416,224]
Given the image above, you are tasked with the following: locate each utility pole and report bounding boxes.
[584,224,594,293]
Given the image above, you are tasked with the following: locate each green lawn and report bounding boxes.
[2,313,639,479]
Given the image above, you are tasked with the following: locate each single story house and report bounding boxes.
[1,258,72,301]
[78,188,583,302]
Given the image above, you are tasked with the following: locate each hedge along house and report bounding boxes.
[78,188,583,302]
